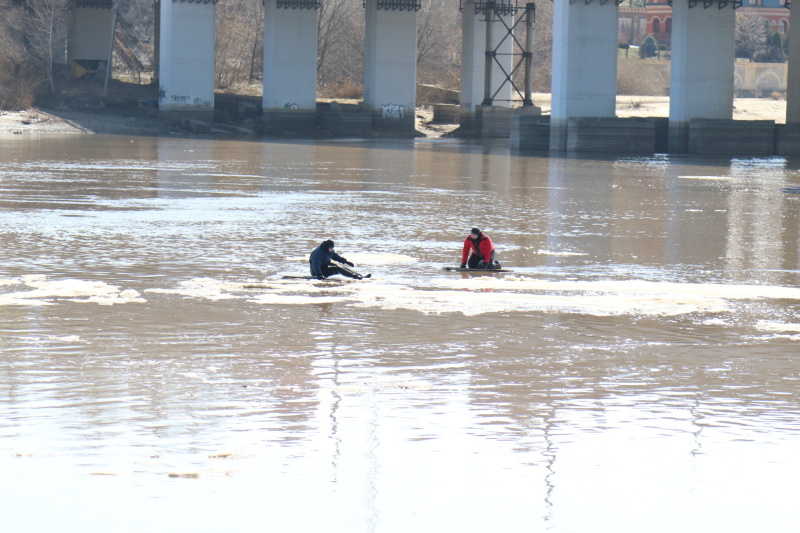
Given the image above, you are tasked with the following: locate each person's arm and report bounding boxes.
[461,239,471,266]
[331,251,354,266]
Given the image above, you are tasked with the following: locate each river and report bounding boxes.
[1,133,800,532]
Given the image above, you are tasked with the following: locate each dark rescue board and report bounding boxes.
[442,267,513,273]
[280,275,355,281]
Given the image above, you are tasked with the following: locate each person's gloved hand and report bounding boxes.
[460,263,467,269]
[345,261,354,267]
[477,261,487,269]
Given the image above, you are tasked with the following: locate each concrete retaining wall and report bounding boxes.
[688,119,775,155]
[320,106,373,137]
[262,109,317,134]
[478,106,514,139]
[371,112,416,137]
[432,104,460,124]
[566,117,657,153]
[510,115,786,155]
[775,125,800,155]
[511,115,551,151]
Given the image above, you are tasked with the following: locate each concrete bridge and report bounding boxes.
[68,0,800,155]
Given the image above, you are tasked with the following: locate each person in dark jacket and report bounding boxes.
[461,228,501,269]
[309,240,370,280]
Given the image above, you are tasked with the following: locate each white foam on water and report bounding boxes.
[0,277,145,306]
[127,275,800,318]
[678,175,733,180]
[535,250,589,257]
[47,335,82,342]
[248,293,348,305]
[434,277,800,302]
[348,277,799,316]
[701,318,731,326]
[755,321,800,332]
[146,278,245,300]
[146,277,359,304]
[18,271,783,318]
[349,282,725,316]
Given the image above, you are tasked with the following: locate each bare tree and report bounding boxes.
[1,1,40,109]
[216,0,264,88]
[531,0,552,93]
[736,9,768,61]
[417,0,460,88]
[114,0,156,77]
[318,0,364,95]
[23,0,72,96]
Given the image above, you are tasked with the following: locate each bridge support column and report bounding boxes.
[364,0,418,136]
[549,0,618,151]
[668,1,735,153]
[779,1,800,153]
[68,1,114,67]
[460,0,515,131]
[157,0,216,119]
[263,0,319,132]
[786,3,800,125]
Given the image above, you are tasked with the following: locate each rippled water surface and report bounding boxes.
[2,133,800,532]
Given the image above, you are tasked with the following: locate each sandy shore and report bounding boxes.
[0,108,175,136]
[0,93,789,137]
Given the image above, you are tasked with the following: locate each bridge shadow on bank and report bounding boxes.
[509,113,800,157]
[216,92,800,157]
[41,80,800,157]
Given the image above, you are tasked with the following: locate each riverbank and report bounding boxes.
[0,93,788,137]
[0,108,175,136]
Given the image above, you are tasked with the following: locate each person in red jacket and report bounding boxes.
[461,228,501,269]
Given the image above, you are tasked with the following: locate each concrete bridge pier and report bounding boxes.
[68,1,114,71]
[668,1,735,153]
[363,0,418,136]
[157,0,216,119]
[787,4,800,125]
[460,0,515,134]
[779,2,800,154]
[549,0,618,151]
[262,0,319,133]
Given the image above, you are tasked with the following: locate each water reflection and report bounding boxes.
[1,134,800,532]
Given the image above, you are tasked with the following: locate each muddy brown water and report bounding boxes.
[2,134,800,532]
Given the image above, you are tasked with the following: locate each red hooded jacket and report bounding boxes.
[462,232,494,264]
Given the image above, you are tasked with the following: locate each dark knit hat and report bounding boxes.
[322,240,335,249]
[470,228,481,236]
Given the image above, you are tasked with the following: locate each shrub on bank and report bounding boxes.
[0,59,39,110]
[640,36,659,59]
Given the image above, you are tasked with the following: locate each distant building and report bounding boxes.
[618,0,790,51]
[738,0,790,38]
[645,0,672,49]
[618,1,649,46]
